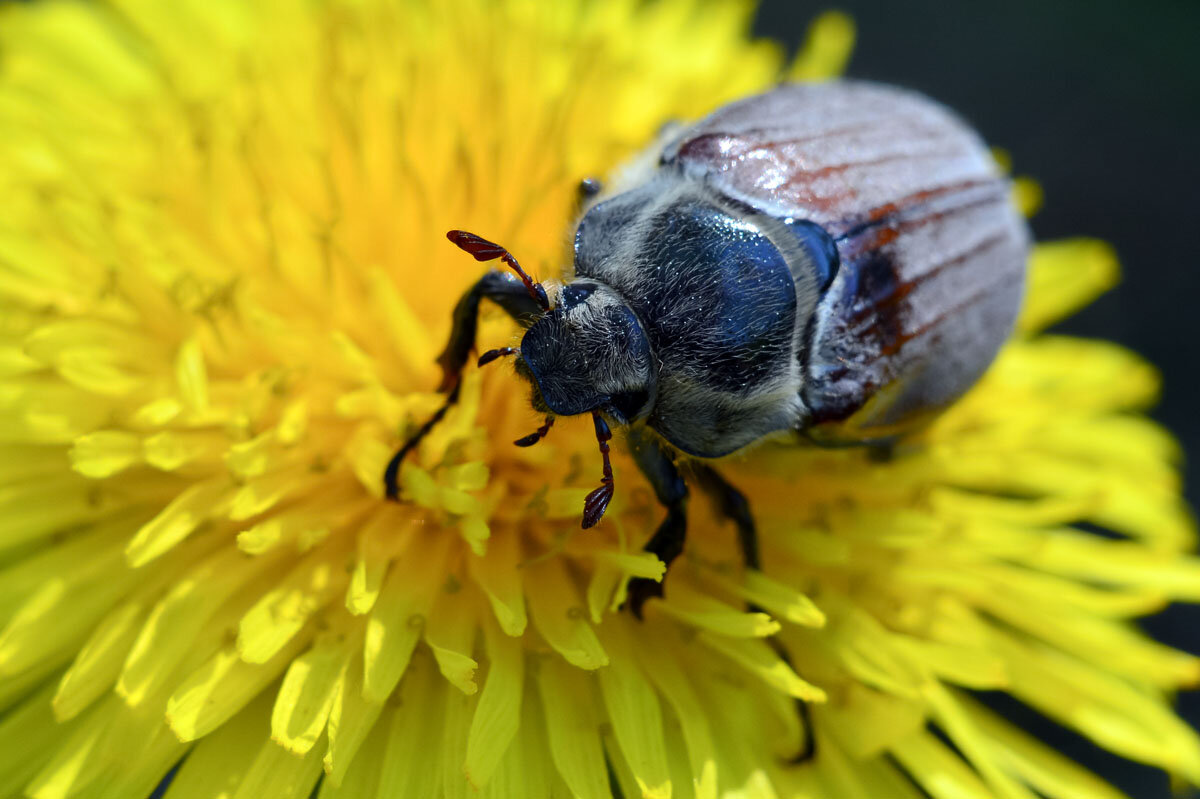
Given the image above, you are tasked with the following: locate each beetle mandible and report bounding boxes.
[384,80,1029,615]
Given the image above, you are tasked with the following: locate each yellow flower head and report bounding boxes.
[0,2,1196,799]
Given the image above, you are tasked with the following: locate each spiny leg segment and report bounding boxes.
[582,412,615,528]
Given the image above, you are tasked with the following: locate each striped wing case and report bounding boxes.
[661,81,1029,442]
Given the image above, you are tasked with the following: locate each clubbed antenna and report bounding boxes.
[447,230,550,311]
[582,412,615,528]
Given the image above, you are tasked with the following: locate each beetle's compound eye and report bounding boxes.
[608,388,650,424]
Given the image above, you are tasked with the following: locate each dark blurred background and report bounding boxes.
[755,1,1200,796]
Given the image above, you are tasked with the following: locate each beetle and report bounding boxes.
[384,80,1029,615]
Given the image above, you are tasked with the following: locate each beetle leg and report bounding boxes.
[582,413,616,528]
[624,429,689,618]
[690,463,817,764]
[435,270,545,391]
[383,270,543,501]
[383,381,461,500]
[867,440,896,463]
[690,464,759,571]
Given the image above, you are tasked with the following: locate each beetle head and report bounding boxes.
[440,230,646,529]
[516,280,657,426]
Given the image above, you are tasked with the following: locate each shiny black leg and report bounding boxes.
[383,271,542,501]
[691,464,759,571]
[433,270,545,391]
[383,382,461,500]
[625,430,688,617]
[794,699,816,763]
[692,464,817,764]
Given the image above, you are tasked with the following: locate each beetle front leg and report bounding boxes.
[435,270,545,390]
[383,270,543,500]
[625,429,689,617]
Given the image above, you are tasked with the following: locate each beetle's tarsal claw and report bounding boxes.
[581,482,614,528]
[582,411,615,528]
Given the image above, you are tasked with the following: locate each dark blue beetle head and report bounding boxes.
[516,280,657,425]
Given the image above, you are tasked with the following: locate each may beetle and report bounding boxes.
[384,80,1028,614]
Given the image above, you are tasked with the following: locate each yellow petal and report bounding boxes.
[465,616,524,789]
[53,599,145,721]
[175,335,209,412]
[924,680,1040,799]
[362,533,450,702]
[892,730,996,799]
[957,693,1131,799]
[699,632,826,703]
[238,541,350,664]
[68,430,140,478]
[653,580,780,638]
[526,557,608,670]
[345,506,415,615]
[119,545,283,706]
[271,630,355,755]
[0,565,130,677]
[995,630,1200,780]
[323,648,386,788]
[316,704,389,799]
[425,582,480,695]
[637,625,718,799]
[705,568,825,628]
[468,529,527,636]
[597,621,673,799]
[24,697,111,799]
[787,10,856,82]
[439,673,474,799]
[536,656,613,799]
[125,477,232,567]
[822,682,927,760]
[150,691,274,796]
[231,735,325,799]
[167,632,311,742]
[376,655,445,798]
[0,682,62,795]
[1018,240,1119,333]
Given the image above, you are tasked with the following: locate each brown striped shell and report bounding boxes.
[661,81,1029,442]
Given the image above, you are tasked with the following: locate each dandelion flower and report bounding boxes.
[0,2,1197,799]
